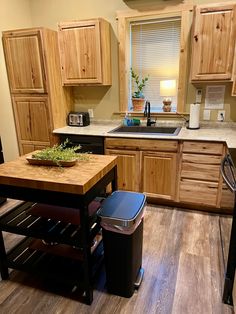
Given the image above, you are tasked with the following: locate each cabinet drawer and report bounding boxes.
[179,179,218,206]
[181,153,221,181]
[182,153,222,165]
[105,138,178,152]
[181,162,220,181]
[182,141,224,155]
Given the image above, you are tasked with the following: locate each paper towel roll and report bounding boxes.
[188,103,200,129]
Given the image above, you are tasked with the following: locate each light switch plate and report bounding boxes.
[196,89,202,103]
[203,109,211,120]
[88,109,94,118]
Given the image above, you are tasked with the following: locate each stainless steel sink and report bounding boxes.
[109,125,181,136]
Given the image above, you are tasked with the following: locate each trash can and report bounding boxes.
[98,190,146,298]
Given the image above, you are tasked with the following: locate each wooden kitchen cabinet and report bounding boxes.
[142,151,177,200]
[190,3,236,81]
[105,149,140,191]
[105,137,232,213]
[2,29,46,94]
[58,18,111,86]
[105,138,178,200]
[220,183,235,210]
[179,141,224,208]
[2,28,73,155]
[12,96,51,154]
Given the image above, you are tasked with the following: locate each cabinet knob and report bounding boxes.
[194,34,198,42]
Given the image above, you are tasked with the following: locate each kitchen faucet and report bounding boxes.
[144,101,156,126]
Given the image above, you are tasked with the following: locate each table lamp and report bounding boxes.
[160,80,176,112]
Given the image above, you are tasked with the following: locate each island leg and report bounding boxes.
[80,202,93,305]
[0,231,9,280]
[111,165,117,192]
[83,238,93,304]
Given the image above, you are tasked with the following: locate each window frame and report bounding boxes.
[117,5,193,115]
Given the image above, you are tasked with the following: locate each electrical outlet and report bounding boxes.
[88,109,94,118]
[217,110,225,121]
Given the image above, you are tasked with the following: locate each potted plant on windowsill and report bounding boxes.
[131,68,149,111]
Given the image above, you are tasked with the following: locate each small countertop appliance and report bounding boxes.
[67,112,90,127]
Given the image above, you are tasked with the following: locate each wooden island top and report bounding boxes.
[0,154,117,194]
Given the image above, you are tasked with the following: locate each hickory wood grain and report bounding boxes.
[0,154,117,194]
[0,200,233,314]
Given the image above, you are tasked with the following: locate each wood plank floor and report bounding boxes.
[0,200,234,314]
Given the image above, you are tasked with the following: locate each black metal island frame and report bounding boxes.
[0,153,117,305]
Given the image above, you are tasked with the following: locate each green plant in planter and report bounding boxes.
[31,139,89,166]
[131,68,149,99]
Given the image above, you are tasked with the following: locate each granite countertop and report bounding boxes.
[53,120,236,149]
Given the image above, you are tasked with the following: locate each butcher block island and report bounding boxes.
[0,153,117,305]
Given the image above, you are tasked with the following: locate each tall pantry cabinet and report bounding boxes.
[2,28,73,155]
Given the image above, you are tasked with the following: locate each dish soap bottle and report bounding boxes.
[123,112,133,126]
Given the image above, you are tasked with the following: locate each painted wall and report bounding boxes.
[29,0,128,120]
[0,0,32,161]
[29,0,236,122]
[1,0,236,161]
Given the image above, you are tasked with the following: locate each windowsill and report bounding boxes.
[114,111,189,118]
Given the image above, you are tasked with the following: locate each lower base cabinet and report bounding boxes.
[105,137,234,213]
[179,141,226,210]
[105,138,178,201]
[105,149,140,192]
[221,183,235,210]
[141,151,177,200]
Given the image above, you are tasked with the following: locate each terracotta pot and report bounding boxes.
[132,98,145,111]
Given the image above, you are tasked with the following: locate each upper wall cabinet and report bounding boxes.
[190,3,236,81]
[58,18,112,86]
[2,29,47,93]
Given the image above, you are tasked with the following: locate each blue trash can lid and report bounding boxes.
[98,191,146,226]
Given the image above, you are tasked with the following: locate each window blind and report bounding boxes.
[130,17,181,112]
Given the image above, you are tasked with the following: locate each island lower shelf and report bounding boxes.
[0,201,101,249]
[5,236,104,286]
[0,200,104,299]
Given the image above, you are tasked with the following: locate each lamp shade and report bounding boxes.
[160,80,176,96]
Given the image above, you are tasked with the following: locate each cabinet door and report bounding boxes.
[21,144,49,155]
[2,29,46,93]
[105,149,140,192]
[13,97,51,154]
[58,19,111,85]
[142,151,177,200]
[191,4,236,81]
[59,20,102,85]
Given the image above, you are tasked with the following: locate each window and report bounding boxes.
[130,17,181,112]
[117,7,192,114]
